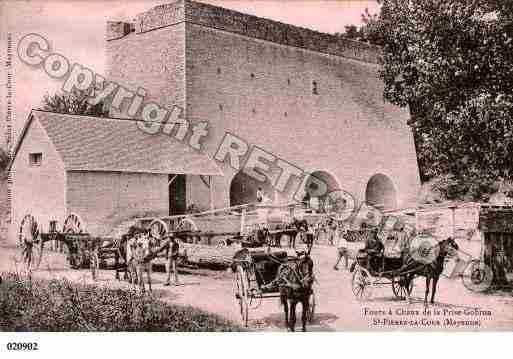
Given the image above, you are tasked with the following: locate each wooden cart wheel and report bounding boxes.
[351,265,372,300]
[307,291,316,323]
[176,217,199,243]
[216,239,228,248]
[149,219,168,245]
[63,213,85,234]
[63,213,85,269]
[392,276,414,299]
[461,259,493,292]
[235,264,249,327]
[176,217,198,232]
[18,214,43,270]
[18,214,37,246]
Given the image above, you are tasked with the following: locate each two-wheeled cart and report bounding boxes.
[231,248,316,327]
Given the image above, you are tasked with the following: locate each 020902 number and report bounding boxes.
[6,342,38,351]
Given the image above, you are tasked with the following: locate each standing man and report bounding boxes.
[334,221,349,270]
[256,187,264,203]
[395,224,409,256]
[326,217,338,246]
[302,190,311,208]
[164,234,180,286]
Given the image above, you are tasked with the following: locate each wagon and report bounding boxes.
[17,213,120,280]
[231,248,316,327]
[348,229,414,300]
[136,203,303,248]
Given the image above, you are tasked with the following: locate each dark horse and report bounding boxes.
[403,237,459,305]
[287,218,314,252]
[263,250,315,331]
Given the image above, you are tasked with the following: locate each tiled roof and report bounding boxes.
[15,110,222,176]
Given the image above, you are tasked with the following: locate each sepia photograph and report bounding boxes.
[0,0,513,347]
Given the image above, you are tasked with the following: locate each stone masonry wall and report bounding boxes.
[186,23,420,209]
[106,0,420,210]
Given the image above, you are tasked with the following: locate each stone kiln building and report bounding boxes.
[9,0,420,239]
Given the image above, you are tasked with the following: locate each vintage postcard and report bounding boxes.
[0,0,512,338]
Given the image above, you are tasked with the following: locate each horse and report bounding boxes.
[120,227,154,293]
[130,231,154,293]
[263,251,314,331]
[403,237,459,305]
[266,225,298,248]
[115,225,142,282]
[288,218,313,251]
[255,227,271,247]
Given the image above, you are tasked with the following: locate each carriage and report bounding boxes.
[351,250,414,300]
[348,229,414,300]
[231,248,316,327]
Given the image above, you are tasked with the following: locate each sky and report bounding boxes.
[0,0,379,148]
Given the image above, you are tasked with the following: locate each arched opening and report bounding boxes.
[303,171,341,212]
[365,174,397,211]
[229,171,275,207]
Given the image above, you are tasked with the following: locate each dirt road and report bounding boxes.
[1,243,512,331]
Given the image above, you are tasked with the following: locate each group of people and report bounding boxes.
[124,227,181,292]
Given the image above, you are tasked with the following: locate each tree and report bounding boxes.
[40,88,109,117]
[365,0,513,200]
[338,24,363,41]
[337,8,385,46]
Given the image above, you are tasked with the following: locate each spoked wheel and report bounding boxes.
[234,265,249,327]
[216,239,228,248]
[461,260,494,292]
[351,265,372,300]
[176,217,199,243]
[392,275,414,300]
[63,213,85,234]
[63,213,85,269]
[176,217,198,232]
[306,291,316,323]
[392,275,414,299]
[149,219,168,246]
[18,214,43,270]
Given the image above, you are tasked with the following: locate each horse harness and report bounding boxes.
[266,256,313,292]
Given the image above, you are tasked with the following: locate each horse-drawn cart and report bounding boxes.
[350,226,460,305]
[17,213,122,280]
[137,203,300,246]
[348,229,414,301]
[351,251,414,301]
[232,248,316,328]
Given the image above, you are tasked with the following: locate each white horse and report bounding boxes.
[127,231,153,293]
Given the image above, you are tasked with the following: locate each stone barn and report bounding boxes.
[8,110,221,240]
[8,0,421,241]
